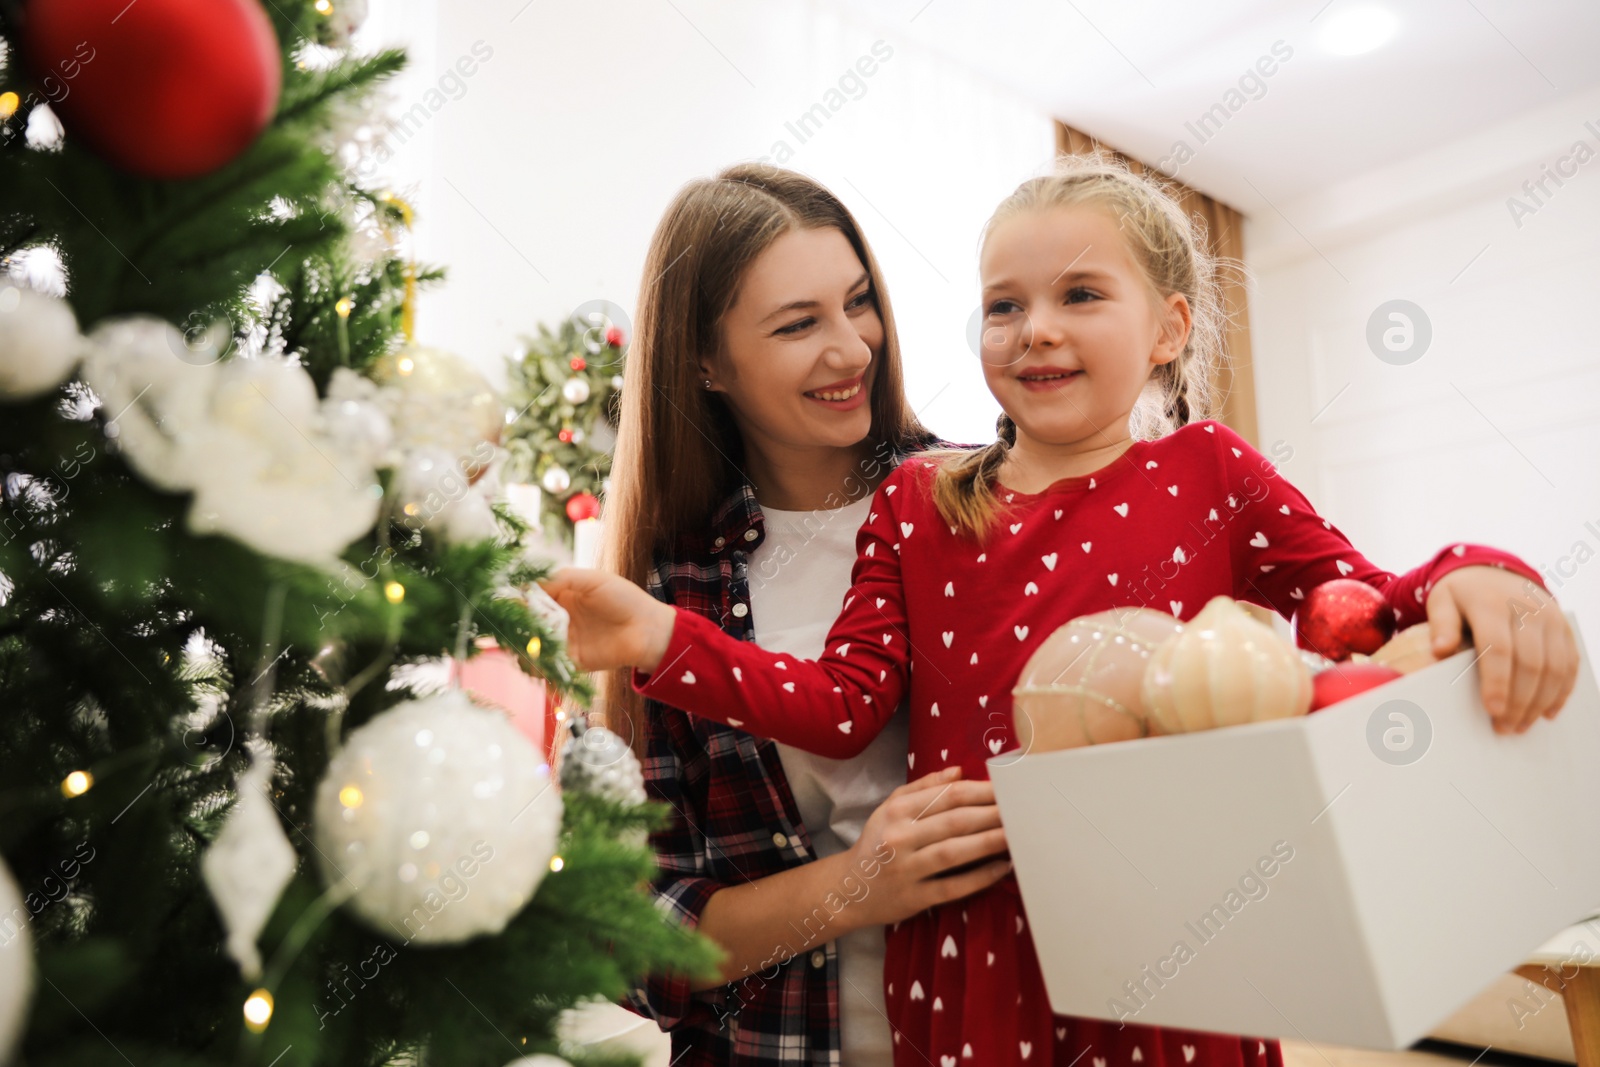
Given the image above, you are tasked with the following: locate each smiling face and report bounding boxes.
[701,225,882,456]
[978,204,1190,451]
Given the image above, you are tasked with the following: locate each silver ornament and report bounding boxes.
[561,377,591,405]
[558,720,646,806]
[541,466,571,494]
[313,691,563,944]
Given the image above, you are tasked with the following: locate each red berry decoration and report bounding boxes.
[1295,579,1394,662]
[557,428,574,443]
[564,492,600,523]
[569,357,586,371]
[604,326,625,347]
[23,0,282,179]
[1309,662,1403,712]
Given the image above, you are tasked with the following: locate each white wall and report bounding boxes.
[358,0,1055,445]
[1247,85,1600,641]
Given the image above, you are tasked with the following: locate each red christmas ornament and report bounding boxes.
[557,428,574,443]
[565,492,601,523]
[604,326,625,347]
[1309,662,1403,712]
[1295,579,1394,662]
[569,356,587,371]
[23,0,282,179]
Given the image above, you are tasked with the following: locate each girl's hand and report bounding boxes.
[1425,565,1580,734]
[846,766,1012,928]
[538,567,677,673]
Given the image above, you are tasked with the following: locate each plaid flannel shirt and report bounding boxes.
[622,433,947,1066]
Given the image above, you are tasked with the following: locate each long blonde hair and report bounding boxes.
[598,163,932,752]
[933,155,1229,539]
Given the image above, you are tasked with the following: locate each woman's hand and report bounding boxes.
[845,766,1012,928]
[1425,565,1579,734]
[538,567,678,673]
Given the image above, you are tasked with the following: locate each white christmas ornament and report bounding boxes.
[0,283,85,399]
[560,377,590,405]
[80,319,385,565]
[313,691,562,945]
[201,742,298,980]
[0,855,33,1065]
[502,1056,573,1067]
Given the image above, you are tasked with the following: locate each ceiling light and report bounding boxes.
[1317,6,1399,56]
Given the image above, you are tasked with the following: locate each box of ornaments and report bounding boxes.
[988,582,1600,1051]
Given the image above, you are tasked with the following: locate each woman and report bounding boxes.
[605,163,1012,1065]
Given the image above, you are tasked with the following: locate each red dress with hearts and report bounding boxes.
[635,420,1541,1067]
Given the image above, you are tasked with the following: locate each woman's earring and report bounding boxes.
[703,379,712,390]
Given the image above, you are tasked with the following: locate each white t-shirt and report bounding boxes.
[746,494,905,1067]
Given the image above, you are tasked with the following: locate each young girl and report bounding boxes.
[547,158,1578,1067]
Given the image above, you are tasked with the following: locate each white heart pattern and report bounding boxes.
[728,718,743,727]
[733,667,742,682]
[941,748,949,759]
[1168,485,1179,496]
[945,581,955,597]
[837,721,853,734]
[681,671,696,684]
[1042,553,1058,571]
[970,652,979,665]
[1010,522,1024,534]
[987,952,996,966]
[1250,531,1269,548]
[908,753,915,769]
[1184,1045,1197,1063]
[1174,546,1187,564]
[931,702,941,717]
[1453,544,1466,556]
[1015,625,1030,640]
[1082,541,1092,553]
[1108,573,1119,586]
[1170,600,1183,616]
[1337,560,1354,575]
[1114,502,1129,517]
[1057,1027,1068,1041]
[865,543,874,557]
[977,553,987,563]
[783,682,796,693]
[1146,460,1159,469]
[876,598,886,609]
[1025,581,1039,595]
[1021,1041,1033,1059]
[1055,509,1064,519]
[1231,447,1243,457]
[901,521,914,537]
[943,1058,957,1067]
[942,631,955,648]
[836,642,851,656]
[942,935,958,957]
[910,980,925,1000]
[885,484,897,495]
[979,695,988,707]
[1280,504,1291,515]
[882,633,893,645]
[1133,1048,1144,1062]
[988,737,1004,754]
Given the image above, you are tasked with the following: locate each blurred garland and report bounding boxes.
[502,319,625,548]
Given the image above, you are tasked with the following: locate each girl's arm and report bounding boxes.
[546,464,919,759]
[1208,423,1576,729]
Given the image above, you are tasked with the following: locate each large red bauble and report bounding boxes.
[1309,662,1403,712]
[23,0,281,179]
[564,491,601,523]
[1295,578,1394,662]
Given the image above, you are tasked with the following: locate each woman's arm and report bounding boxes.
[690,768,1011,990]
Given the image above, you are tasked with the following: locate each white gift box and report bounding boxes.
[989,615,1600,1050]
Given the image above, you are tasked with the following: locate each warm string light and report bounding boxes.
[548,855,564,872]
[242,988,274,1032]
[335,296,353,318]
[0,93,19,120]
[384,581,406,604]
[525,635,541,658]
[314,0,334,14]
[60,770,93,797]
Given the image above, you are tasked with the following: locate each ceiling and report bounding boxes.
[830,0,1600,210]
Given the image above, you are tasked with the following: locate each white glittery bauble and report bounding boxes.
[0,855,33,1064]
[610,374,624,391]
[541,466,571,494]
[313,692,563,944]
[560,377,590,405]
[503,1056,573,1067]
[0,283,85,399]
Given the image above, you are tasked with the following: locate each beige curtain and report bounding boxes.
[1056,123,1260,447]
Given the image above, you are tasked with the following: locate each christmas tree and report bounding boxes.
[0,3,715,1065]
